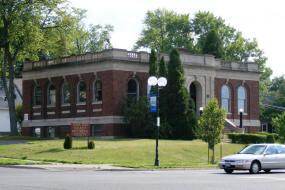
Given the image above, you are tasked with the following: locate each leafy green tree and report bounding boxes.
[158,56,167,78]
[148,48,158,95]
[196,98,226,164]
[164,49,192,139]
[187,98,198,139]
[134,9,193,53]
[270,75,285,92]
[272,112,285,143]
[200,30,224,58]
[192,11,272,99]
[0,0,86,135]
[15,103,23,125]
[87,24,113,52]
[118,96,154,138]
[149,49,158,76]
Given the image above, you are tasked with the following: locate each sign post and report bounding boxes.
[70,123,91,145]
[149,94,157,113]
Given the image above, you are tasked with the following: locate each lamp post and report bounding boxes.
[199,107,203,116]
[239,109,243,129]
[148,76,167,167]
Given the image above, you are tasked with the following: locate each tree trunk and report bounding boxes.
[211,146,215,164]
[207,143,209,164]
[2,44,18,136]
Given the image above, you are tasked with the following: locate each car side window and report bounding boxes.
[276,145,285,154]
[266,146,278,154]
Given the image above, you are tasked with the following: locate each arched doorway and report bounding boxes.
[189,81,202,115]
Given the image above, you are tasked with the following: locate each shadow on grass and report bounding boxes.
[37,148,64,154]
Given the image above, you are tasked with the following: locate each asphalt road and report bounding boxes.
[1,167,285,190]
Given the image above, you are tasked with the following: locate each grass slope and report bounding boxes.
[0,138,243,168]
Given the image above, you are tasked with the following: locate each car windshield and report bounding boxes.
[238,145,267,155]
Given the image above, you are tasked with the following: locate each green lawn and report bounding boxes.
[0,138,244,168]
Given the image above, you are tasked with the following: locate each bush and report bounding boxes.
[88,140,95,149]
[266,134,275,143]
[227,133,266,144]
[63,134,72,149]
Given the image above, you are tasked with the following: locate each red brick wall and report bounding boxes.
[22,70,148,137]
[215,78,259,121]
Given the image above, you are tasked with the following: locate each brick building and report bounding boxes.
[22,48,260,138]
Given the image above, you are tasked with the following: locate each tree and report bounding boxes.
[158,56,167,78]
[192,11,272,99]
[117,96,154,138]
[134,9,193,53]
[187,98,198,139]
[149,49,158,76]
[196,98,226,164]
[87,24,113,52]
[0,0,83,135]
[164,49,192,139]
[200,30,224,58]
[272,112,285,143]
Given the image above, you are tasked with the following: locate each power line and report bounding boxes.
[261,104,285,112]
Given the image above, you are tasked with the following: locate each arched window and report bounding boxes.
[78,80,86,103]
[238,86,246,113]
[47,84,56,105]
[221,85,230,112]
[127,79,138,100]
[34,86,41,106]
[93,80,102,102]
[62,82,70,104]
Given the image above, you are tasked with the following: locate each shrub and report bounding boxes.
[63,134,72,149]
[266,134,275,143]
[227,133,266,144]
[88,140,95,149]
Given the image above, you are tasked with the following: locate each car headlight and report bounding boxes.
[235,160,249,164]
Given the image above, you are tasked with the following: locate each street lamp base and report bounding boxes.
[154,159,159,166]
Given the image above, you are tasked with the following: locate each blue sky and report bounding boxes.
[70,0,285,78]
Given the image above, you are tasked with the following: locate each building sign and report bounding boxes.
[71,123,90,137]
[150,94,157,112]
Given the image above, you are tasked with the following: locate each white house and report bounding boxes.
[0,79,22,135]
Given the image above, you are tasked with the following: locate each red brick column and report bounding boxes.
[22,80,34,120]
[37,78,49,119]
[51,76,64,118]
[81,73,95,116]
[66,75,79,116]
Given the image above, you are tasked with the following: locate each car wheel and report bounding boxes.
[264,169,271,173]
[249,161,260,174]
[224,169,233,174]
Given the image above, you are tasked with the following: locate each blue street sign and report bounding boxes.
[150,94,157,112]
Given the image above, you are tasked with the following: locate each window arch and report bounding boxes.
[93,80,102,102]
[34,86,41,106]
[238,86,246,113]
[78,80,86,103]
[221,85,230,112]
[62,82,70,104]
[47,84,56,105]
[127,79,138,100]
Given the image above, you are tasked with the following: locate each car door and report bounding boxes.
[262,145,279,169]
[275,145,285,168]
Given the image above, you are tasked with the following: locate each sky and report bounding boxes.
[69,0,285,78]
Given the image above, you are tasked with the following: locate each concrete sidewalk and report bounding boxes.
[0,163,135,171]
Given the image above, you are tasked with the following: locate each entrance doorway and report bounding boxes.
[189,81,202,115]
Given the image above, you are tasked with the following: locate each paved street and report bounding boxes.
[1,167,285,190]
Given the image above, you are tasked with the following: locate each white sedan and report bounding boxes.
[218,144,285,174]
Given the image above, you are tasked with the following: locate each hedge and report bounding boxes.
[227,133,267,144]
